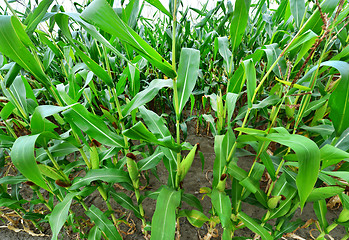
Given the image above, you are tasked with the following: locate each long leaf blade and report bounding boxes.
[176,48,200,115]
[150,186,181,240]
[11,134,50,191]
[86,205,122,240]
[81,0,176,78]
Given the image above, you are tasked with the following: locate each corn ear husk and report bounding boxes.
[178,144,198,182]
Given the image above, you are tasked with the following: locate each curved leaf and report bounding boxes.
[110,190,141,218]
[238,212,273,240]
[11,134,51,191]
[63,104,125,148]
[150,187,181,240]
[0,16,50,88]
[230,0,250,53]
[327,61,349,136]
[121,79,173,117]
[81,0,176,78]
[289,0,305,28]
[267,132,320,209]
[50,192,78,240]
[176,48,200,116]
[86,205,122,240]
[70,169,131,190]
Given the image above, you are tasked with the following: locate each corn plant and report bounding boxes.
[0,0,349,239]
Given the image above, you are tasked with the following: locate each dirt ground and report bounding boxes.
[0,122,347,239]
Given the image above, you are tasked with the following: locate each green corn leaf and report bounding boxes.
[273,219,304,239]
[239,177,258,194]
[69,169,131,190]
[227,163,248,181]
[268,190,297,220]
[307,187,344,202]
[213,128,235,187]
[0,198,24,211]
[162,147,177,188]
[321,171,349,183]
[0,134,15,148]
[335,128,349,151]
[139,106,171,139]
[182,193,203,212]
[258,143,276,181]
[137,147,164,171]
[150,186,181,240]
[230,0,250,53]
[182,210,209,228]
[0,102,15,120]
[144,0,172,18]
[0,16,51,88]
[123,0,141,29]
[175,48,200,116]
[301,0,340,34]
[123,122,180,152]
[0,175,26,185]
[228,64,245,93]
[1,77,28,119]
[122,79,173,117]
[4,63,21,88]
[88,226,101,240]
[50,192,78,240]
[81,0,176,78]
[272,174,294,197]
[211,189,232,231]
[138,106,177,186]
[266,132,320,209]
[320,144,349,169]
[243,59,256,108]
[238,212,273,240]
[61,13,128,63]
[36,143,78,163]
[262,44,287,78]
[11,134,52,192]
[226,93,239,126]
[289,0,305,28]
[86,205,122,240]
[31,105,73,134]
[313,199,328,231]
[55,13,114,88]
[327,61,349,136]
[217,37,233,74]
[110,190,141,218]
[63,104,125,148]
[38,164,65,181]
[24,0,53,34]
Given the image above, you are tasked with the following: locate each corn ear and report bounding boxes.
[285,97,295,119]
[267,196,282,209]
[216,174,227,192]
[337,208,349,223]
[178,144,198,182]
[126,153,139,189]
[90,146,100,169]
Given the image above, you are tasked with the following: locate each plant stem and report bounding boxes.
[111,87,129,151]
[316,223,338,239]
[98,185,119,227]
